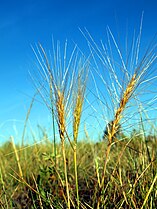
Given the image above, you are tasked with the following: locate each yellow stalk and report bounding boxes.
[56,90,70,209]
[97,73,137,207]
[141,172,157,209]
[73,67,88,208]
[11,136,23,179]
[73,93,83,209]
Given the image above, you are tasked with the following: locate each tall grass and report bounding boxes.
[1,17,157,208]
[73,67,88,208]
[80,14,157,207]
[30,41,89,208]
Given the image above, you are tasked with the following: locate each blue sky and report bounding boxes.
[0,0,157,143]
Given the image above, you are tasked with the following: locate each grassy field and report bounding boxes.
[1,20,157,208]
[0,134,157,208]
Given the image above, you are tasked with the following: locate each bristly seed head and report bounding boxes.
[56,90,66,142]
[73,93,83,142]
[108,73,137,143]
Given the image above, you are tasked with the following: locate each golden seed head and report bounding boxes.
[108,73,137,143]
[73,93,83,142]
[56,90,66,141]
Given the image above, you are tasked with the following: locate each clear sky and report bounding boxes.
[0,0,157,143]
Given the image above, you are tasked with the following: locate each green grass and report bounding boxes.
[0,134,157,208]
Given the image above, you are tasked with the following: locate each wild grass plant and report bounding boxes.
[80,14,157,207]
[1,17,157,208]
[30,41,89,208]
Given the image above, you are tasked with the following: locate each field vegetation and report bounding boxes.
[1,17,157,208]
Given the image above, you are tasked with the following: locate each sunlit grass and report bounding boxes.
[1,15,157,208]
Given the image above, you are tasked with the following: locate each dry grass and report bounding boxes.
[0,136,157,208]
[109,73,137,143]
[79,15,157,208]
[73,69,88,209]
[1,17,157,208]
[30,42,89,208]
[56,90,66,142]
